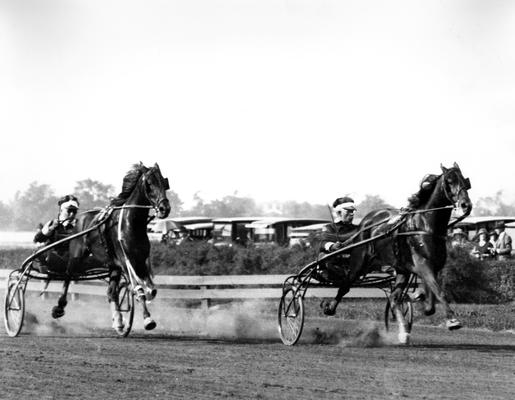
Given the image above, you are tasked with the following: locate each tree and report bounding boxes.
[473,191,515,216]
[73,179,116,211]
[166,189,183,217]
[184,192,262,217]
[280,201,330,219]
[355,194,393,219]
[0,200,13,229]
[12,182,58,230]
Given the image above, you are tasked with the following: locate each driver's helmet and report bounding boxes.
[333,196,356,222]
[58,195,80,221]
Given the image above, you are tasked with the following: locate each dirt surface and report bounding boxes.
[1,293,514,399]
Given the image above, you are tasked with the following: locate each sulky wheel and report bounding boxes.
[278,286,304,345]
[384,296,413,333]
[114,274,135,337]
[4,274,26,337]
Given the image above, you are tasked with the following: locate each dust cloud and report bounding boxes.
[304,321,398,347]
[151,300,278,340]
[20,294,398,346]
[21,295,279,340]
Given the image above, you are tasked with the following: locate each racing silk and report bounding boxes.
[320,221,358,253]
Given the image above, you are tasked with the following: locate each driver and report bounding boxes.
[317,196,359,283]
[34,195,80,272]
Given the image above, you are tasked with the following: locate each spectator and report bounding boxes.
[470,228,493,260]
[489,230,498,248]
[492,221,512,260]
[450,227,468,247]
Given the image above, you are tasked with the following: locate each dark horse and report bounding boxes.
[51,163,171,331]
[322,163,472,343]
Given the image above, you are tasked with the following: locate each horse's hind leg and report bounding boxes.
[107,268,124,331]
[422,281,435,316]
[321,248,367,316]
[52,279,70,319]
[389,273,410,344]
[321,284,350,316]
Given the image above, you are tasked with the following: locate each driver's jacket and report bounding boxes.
[319,221,358,254]
[318,221,358,283]
[34,219,77,255]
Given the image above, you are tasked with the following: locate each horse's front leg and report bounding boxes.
[389,273,410,344]
[412,253,461,330]
[52,279,70,319]
[134,286,156,330]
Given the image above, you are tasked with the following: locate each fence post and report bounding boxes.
[71,281,79,301]
[200,285,210,312]
[41,280,48,300]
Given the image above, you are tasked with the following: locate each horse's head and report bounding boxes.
[440,162,472,216]
[141,163,171,219]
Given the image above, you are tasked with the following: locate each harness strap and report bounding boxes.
[116,207,145,291]
[396,231,447,241]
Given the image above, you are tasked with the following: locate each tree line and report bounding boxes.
[0,179,513,231]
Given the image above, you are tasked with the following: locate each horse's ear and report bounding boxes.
[453,162,460,170]
[440,163,448,173]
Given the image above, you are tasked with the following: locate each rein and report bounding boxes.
[110,205,154,210]
[342,204,460,246]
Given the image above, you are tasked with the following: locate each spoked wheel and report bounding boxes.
[384,296,413,333]
[114,275,134,337]
[4,274,26,337]
[278,286,304,345]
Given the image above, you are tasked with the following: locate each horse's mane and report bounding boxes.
[110,163,149,206]
[406,174,440,209]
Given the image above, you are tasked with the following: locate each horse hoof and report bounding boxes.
[446,319,462,331]
[147,288,157,301]
[112,317,124,332]
[424,307,436,316]
[144,317,157,331]
[398,331,410,345]
[51,306,65,319]
[409,289,425,302]
[322,300,337,316]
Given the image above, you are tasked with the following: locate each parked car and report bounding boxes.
[246,218,330,246]
[210,217,264,246]
[148,217,213,243]
[288,222,328,248]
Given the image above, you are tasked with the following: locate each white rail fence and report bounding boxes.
[0,270,391,308]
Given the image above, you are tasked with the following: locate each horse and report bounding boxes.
[50,162,171,332]
[321,162,472,343]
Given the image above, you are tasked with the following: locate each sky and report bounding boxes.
[1,0,515,210]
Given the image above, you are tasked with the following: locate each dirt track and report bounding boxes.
[1,295,514,399]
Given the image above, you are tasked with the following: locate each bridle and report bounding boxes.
[140,166,170,213]
[441,169,471,206]
[397,169,472,236]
